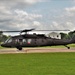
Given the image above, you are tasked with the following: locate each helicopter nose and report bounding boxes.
[1,43,6,47]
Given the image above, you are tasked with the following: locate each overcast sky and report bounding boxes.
[0,0,75,34]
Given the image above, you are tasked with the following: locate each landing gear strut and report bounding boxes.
[64,45,70,49]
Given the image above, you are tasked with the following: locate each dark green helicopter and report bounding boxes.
[0,29,75,50]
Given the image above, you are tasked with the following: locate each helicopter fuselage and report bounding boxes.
[1,34,75,50]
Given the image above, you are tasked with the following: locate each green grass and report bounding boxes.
[0,53,75,75]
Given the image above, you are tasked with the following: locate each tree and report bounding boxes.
[2,35,8,42]
[0,34,8,43]
[0,31,3,42]
[68,31,75,39]
[60,33,68,39]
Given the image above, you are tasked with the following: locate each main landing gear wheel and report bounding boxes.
[67,47,70,49]
[16,47,22,51]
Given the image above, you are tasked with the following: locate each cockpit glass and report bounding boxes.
[5,38,12,43]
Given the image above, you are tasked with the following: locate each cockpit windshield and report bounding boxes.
[4,38,12,43]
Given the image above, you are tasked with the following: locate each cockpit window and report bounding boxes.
[8,39,12,43]
[5,38,12,43]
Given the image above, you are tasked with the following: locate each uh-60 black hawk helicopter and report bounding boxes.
[0,28,75,50]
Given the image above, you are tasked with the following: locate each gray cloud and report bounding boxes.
[0,0,46,9]
[0,0,44,32]
[0,0,75,35]
[43,6,75,31]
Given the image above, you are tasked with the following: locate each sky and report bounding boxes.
[0,0,75,35]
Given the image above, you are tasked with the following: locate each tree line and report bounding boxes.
[60,30,75,39]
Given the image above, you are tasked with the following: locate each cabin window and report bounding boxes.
[23,39,26,43]
[19,39,22,42]
[15,39,26,43]
[28,39,31,44]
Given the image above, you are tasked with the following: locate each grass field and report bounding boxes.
[0,53,75,75]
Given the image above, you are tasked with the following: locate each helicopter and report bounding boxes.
[0,28,75,50]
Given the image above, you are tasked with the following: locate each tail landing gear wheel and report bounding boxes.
[64,45,70,49]
[68,47,70,49]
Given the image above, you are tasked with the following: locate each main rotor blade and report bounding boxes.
[34,30,70,31]
[0,28,35,33]
[0,29,70,33]
[0,31,20,33]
